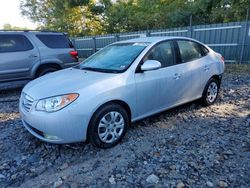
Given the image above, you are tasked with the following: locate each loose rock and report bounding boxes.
[177,181,185,188]
[109,175,116,185]
[206,181,214,187]
[53,178,63,188]
[218,180,228,188]
[146,174,159,184]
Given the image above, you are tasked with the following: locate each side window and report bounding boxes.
[144,41,175,68]
[177,40,205,63]
[200,44,209,56]
[0,34,33,53]
[36,34,72,49]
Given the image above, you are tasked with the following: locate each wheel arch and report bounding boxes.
[203,74,222,93]
[91,100,132,123]
[200,75,221,106]
[86,99,132,141]
[35,63,62,77]
[210,75,222,85]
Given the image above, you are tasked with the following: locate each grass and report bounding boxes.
[225,64,250,74]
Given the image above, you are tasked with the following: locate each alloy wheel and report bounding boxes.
[206,82,218,103]
[98,111,125,144]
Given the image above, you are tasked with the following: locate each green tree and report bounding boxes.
[20,0,250,36]
[20,0,104,36]
[2,23,29,30]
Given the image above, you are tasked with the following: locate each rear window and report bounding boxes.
[200,45,209,55]
[177,40,206,63]
[36,34,73,49]
[0,34,33,53]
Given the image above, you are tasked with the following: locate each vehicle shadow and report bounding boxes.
[132,100,203,127]
[0,86,22,95]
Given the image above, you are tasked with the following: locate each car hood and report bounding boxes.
[23,68,122,100]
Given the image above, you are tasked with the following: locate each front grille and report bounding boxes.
[22,93,34,112]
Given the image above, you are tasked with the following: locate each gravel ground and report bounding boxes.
[0,71,249,188]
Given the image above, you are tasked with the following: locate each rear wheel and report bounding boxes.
[37,67,58,77]
[88,103,129,148]
[201,78,219,106]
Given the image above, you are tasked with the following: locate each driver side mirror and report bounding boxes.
[140,60,161,72]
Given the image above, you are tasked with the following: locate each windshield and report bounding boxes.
[77,42,149,73]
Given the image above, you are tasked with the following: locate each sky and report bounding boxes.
[0,0,37,29]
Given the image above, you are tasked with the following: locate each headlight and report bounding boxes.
[36,93,79,112]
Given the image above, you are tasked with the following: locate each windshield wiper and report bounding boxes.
[80,66,100,71]
[79,66,120,73]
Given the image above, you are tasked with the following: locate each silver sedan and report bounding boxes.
[19,37,225,148]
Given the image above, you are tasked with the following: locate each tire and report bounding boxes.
[201,78,220,106]
[37,67,58,77]
[88,103,129,148]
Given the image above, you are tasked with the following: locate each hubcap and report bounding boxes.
[98,111,125,144]
[207,82,218,103]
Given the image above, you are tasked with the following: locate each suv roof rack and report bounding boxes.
[0,29,60,33]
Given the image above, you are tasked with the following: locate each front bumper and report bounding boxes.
[19,97,89,144]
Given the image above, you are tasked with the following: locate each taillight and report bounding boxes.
[221,56,225,62]
[217,53,224,63]
[70,50,78,59]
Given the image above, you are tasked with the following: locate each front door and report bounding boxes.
[135,40,183,118]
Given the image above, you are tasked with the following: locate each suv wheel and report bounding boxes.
[37,67,58,77]
[201,78,219,106]
[88,103,129,148]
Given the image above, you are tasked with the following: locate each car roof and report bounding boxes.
[116,36,193,44]
[0,30,65,35]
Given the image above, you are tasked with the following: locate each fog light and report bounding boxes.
[44,133,60,140]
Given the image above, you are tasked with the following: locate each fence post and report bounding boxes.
[93,37,97,53]
[240,9,249,64]
[71,38,76,47]
[146,30,151,37]
[116,34,120,41]
[189,14,193,38]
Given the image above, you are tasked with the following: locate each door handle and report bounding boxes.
[28,54,38,58]
[173,73,181,80]
[204,65,209,71]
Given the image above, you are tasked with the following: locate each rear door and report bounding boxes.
[174,40,209,103]
[0,34,40,81]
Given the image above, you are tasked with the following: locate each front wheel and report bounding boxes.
[88,103,129,148]
[201,78,220,106]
